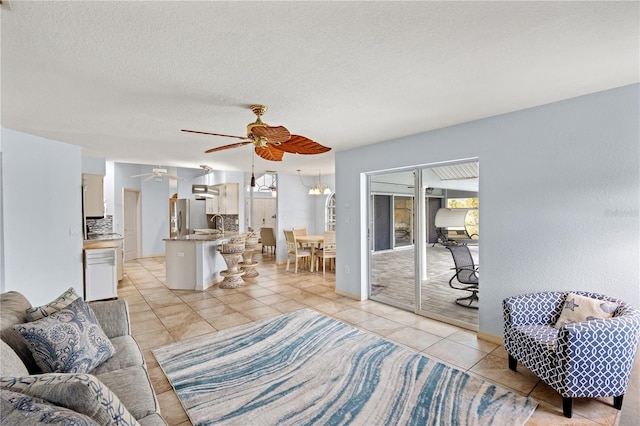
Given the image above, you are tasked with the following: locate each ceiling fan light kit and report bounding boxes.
[182,105,331,162]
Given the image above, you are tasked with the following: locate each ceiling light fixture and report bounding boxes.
[297,169,331,195]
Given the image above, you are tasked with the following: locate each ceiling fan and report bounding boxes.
[182,104,331,161]
[131,167,184,182]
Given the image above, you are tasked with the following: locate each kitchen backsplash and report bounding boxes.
[206,214,239,232]
[86,215,113,234]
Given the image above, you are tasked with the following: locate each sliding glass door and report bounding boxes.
[367,161,480,330]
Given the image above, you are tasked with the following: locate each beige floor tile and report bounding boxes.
[255,294,291,305]
[135,328,175,350]
[168,319,217,341]
[469,354,540,395]
[357,316,406,337]
[194,303,237,320]
[526,401,601,425]
[131,318,167,337]
[215,292,253,304]
[385,327,442,351]
[130,309,159,323]
[271,299,307,314]
[207,312,252,330]
[156,390,189,425]
[228,299,268,311]
[153,303,193,318]
[332,308,380,325]
[159,310,203,330]
[529,381,620,425]
[313,301,351,315]
[186,297,224,310]
[242,305,283,321]
[148,365,172,394]
[412,317,461,337]
[422,339,487,370]
[446,329,499,353]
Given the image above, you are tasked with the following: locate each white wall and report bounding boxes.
[1,128,83,305]
[335,84,640,336]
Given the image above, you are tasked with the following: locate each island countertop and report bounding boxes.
[163,232,239,243]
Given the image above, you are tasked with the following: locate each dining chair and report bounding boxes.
[315,231,336,274]
[293,227,312,250]
[284,229,312,273]
[260,227,276,254]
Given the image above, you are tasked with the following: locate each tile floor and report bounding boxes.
[120,252,639,426]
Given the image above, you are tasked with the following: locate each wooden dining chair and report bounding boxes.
[292,227,312,250]
[315,231,336,274]
[284,229,312,273]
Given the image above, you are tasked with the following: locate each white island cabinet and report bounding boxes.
[164,235,231,290]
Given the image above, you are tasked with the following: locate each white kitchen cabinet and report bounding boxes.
[222,183,239,214]
[84,248,117,301]
[83,173,105,217]
[205,193,220,214]
[207,183,238,214]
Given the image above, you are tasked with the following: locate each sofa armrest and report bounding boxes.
[503,291,566,327]
[557,316,640,396]
[88,299,131,338]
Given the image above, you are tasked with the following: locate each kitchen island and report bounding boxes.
[163,233,236,290]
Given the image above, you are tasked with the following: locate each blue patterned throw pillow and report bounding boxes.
[25,287,80,321]
[13,298,116,374]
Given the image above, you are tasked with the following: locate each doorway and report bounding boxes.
[123,189,141,261]
[368,160,479,330]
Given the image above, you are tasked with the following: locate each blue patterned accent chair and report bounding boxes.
[503,291,640,418]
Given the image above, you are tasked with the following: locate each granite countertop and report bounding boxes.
[84,233,123,242]
[163,232,239,243]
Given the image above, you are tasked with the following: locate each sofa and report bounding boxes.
[0,290,166,425]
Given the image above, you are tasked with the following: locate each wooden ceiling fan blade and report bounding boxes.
[182,129,248,140]
[255,145,284,162]
[130,173,152,178]
[251,126,291,143]
[275,135,332,155]
[205,141,252,153]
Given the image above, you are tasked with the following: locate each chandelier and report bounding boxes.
[297,169,332,195]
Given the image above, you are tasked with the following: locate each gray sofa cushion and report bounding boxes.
[92,335,145,375]
[0,291,40,373]
[1,373,139,426]
[1,388,99,425]
[0,340,28,377]
[89,299,132,338]
[98,366,160,420]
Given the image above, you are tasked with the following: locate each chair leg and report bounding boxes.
[508,354,517,372]
[563,397,572,418]
[286,257,290,271]
[614,395,623,410]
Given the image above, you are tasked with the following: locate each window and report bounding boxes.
[325,193,336,231]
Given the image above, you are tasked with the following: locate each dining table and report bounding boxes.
[295,235,324,272]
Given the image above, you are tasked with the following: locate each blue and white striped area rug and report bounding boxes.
[153,309,537,425]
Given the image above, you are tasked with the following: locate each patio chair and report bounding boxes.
[260,227,276,254]
[503,291,640,418]
[284,229,312,273]
[446,245,479,309]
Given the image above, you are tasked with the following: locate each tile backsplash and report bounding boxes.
[86,215,113,234]
[206,214,239,232]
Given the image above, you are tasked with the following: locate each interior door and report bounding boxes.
[123,189,139,261]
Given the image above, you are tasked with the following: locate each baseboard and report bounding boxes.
[335,288,366,301]
[477,330,504,346]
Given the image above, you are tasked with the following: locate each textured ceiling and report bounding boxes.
[1,1,638,176]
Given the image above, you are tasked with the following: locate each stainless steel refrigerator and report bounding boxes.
[169,198,190,238]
